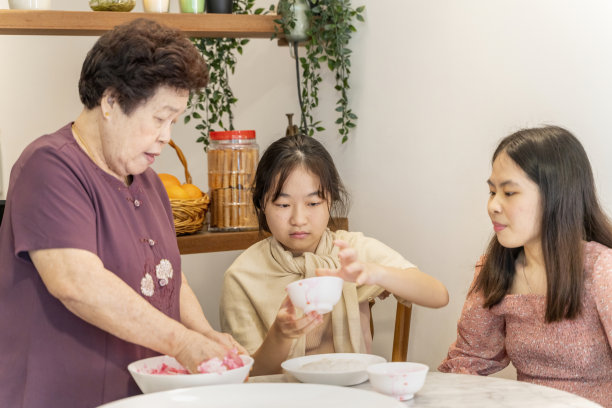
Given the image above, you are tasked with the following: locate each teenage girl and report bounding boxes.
[439,126,612,407]
[221,134,448,375]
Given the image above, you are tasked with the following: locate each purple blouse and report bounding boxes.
[0,124,182,407]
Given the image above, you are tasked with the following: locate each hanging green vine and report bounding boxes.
[184,0,268,150]
[276,0,365,142]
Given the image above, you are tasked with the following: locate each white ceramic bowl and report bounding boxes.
[8,0,51,9]
[286,276,343,314]
[127,354,253,394]
[366,362,429,401]
[281,353,386,386]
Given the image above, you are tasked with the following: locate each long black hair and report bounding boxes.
[473,126,612,322]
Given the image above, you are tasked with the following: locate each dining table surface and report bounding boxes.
[248,371,603,408]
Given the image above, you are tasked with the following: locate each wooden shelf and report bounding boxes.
[0,9,322,257]
[177,218,349,255]
[0,10,279,37]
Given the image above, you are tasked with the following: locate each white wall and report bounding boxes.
[2,0,612,379]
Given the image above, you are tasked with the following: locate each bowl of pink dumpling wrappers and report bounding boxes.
[128,353,253,393]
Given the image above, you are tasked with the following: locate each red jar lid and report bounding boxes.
[210,130,256,140]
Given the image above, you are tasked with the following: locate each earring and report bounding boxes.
[104,112,110,117]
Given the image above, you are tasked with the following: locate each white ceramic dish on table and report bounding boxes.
[366,361,429,401]
[281,353,386,386]
[127,354,253,394]
[98,383,405,408]
[285,276,343,314]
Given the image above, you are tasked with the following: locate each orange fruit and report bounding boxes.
[158,173,181,189]
[166,185,189,200]
[182,183,203,199]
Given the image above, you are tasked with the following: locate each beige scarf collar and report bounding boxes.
[270,229,365,357]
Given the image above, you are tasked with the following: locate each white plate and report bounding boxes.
[98,383,404,408]
[281,353,386,386]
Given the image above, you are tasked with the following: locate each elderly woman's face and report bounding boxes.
[102,86,188,177]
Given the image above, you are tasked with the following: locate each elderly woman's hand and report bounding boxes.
[173,329,233,374]
[204,330,249,356]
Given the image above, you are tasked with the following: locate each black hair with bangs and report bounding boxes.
[252,134,349,232]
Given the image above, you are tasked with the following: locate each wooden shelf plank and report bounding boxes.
[178,229,268,254]
[177,218,349,255]
[0,10,280,37]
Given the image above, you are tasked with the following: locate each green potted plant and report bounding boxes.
[275,0,365,142]
[184,0,268,150]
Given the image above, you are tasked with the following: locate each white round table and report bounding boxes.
[249,372,602,408]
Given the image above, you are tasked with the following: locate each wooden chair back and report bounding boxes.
[391,302,412,361]
[369,300,413,362]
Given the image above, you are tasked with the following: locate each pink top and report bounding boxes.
[439,241,612,408]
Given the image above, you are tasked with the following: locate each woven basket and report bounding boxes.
[167,139,210,236]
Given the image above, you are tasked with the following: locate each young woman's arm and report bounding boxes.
[361,264,449,308]
[438,279,508,374]
[593,247,612,348]
[316,240,449,308]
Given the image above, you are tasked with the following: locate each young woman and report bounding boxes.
[439,126,612,407]
[221,134,449,375]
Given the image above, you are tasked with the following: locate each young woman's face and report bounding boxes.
[264,166,331,256]
[487,151,542,250]
[101,86,188,177]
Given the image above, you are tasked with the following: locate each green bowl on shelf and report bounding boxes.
[89,0,135,11]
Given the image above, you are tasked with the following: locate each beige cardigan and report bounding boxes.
[220,229,415,358]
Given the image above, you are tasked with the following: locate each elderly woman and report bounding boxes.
[0,19,245,407]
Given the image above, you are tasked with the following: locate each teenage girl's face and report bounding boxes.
[487,151,542,250]
[264,166,331,256]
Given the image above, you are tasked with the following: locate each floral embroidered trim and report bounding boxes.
[141,273,154,297]
[156,259,173,287]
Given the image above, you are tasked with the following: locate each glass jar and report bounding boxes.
[207,130,259,231]
[143,0,169,12]
[8,0,51,9]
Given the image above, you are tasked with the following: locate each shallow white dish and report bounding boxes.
[127,354,253,394]
[98,383,404,408]
[281,353,386,386]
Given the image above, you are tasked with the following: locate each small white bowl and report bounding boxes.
[8,0,51,9]
[286,276,343,314]
[366,362,429,401]
[127,354,253,394]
